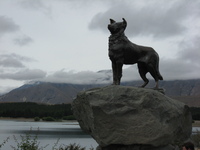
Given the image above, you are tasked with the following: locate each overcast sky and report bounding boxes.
[0,0,200,94]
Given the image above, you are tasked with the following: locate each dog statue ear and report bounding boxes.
[110,19,116,24]
[122,18,127,25]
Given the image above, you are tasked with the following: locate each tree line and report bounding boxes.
[1,102,200,120]
[190,107,200,120]
[0,102,73,119]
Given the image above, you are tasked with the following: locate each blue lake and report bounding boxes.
[0,120,98,150]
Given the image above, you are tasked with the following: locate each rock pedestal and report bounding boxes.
[72,85,192,150]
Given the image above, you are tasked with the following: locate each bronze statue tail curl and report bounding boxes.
[158,72,163,80]
[156,59,163,81]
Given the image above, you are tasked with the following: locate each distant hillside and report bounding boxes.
[0,79,200,106]
[0,82,104,104]
[123,79,200,96]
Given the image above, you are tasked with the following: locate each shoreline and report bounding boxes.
[0,117,77,123]
[0,117,34,122]
[1,117,200,127]
[192,120,200,127]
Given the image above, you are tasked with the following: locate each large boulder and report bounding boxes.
[72,85,192,149]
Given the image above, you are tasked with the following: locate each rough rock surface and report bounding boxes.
[72,85,192,148]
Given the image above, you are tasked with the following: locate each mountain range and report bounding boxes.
[0,79,200,107]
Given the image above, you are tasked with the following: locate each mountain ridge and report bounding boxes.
[0,79,200,106]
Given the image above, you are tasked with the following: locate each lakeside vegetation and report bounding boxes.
[0,128,200,150]
[0,102,75,121]
[0,133,93,150]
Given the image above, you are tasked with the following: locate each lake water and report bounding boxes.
[0,120,98,150]
[1,120,200,150]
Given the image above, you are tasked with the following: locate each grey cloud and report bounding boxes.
[19,0,45,9]
[121,66,141,82]
[41,70,112,84]
[0,53,35,68]
[0,69,46,80]
[123,57,200,81]
[167,35,200,80]
[38,54,200,84]
[16,58,200,85]
[14,35,33,46]
[160,58,200,80]
[0,16,19,36]
[0,86,18,95]
[89,0,199,38]
[18,0,52,17]
[118,58,200,82]
[39,67,149,85]
[0,57,25,68]
[177,36,200,65]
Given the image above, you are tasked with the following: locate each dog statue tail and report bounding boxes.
[156,60,163,81]
[158,71,163,80]
[154,61,163,89]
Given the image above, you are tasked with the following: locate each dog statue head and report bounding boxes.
[108,18,127,35]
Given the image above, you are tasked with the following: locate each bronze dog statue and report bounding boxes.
[108,18,163,88]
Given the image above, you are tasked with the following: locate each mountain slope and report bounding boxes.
[0,82,104,104]
[0,79,200,106]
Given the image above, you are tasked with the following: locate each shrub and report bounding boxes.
[42,116,55,121]
[11,129,48,150]
[34,117,40,121]
[57,143,86,150]
[1,136,93,150]
[62,115,76,120]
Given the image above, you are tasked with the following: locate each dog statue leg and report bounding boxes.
[141,81,149,88]
[154,80,159,89]
[116,62,123,85]
[148,64,160,89]
[138,63,149,88]
[112,61,117,85]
